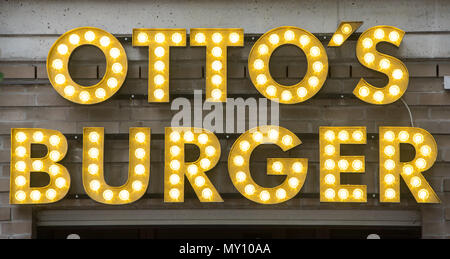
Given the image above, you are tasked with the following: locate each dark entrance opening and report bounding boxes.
[36,225,421,239]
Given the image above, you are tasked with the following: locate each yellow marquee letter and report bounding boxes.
[83,127,150,204]
[379,127,439,203]
[319,127,367,202]
[354,26,408,104]
[248,26,328,104]
[165,127,222,202]
[47,27,128,104]
[228,126,307,204]
[10,128,70,204]
[132,29,186,102]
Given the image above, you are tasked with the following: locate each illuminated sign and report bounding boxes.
[9,22,440,205]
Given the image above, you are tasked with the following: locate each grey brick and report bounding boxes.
[0,221,32,235]
[0,65,35,79]
[0,207,10,221]
[407,63,437,77]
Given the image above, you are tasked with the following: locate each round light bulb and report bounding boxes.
[384,159,395,170]
[89,131,100,142]
[57,44,68,55]
[211,47,222,57]
[338,130,349,141]
[413,133,424,144]
[364,53,375,64]
[269,34,279,45]
[15,176,26,186]
[155,33,165,43]
[88,164,99,175]
[359,86,370,97]
[187,165,198,175]
[281,90,292,101]
[384,145,395,156]
[132,180,143,191]
[333,34,344,45]
[410,176,421,187]
[258,44,269,55]
[88,148,99,159]
[169,174,180,185]
[229,32,240,43]
[309,46,320,57]
[32,160,43,171]
[384,131,395,141]
[272,161,283,172]
[312,61,323,73]
[134,164,145,175]
[212,60,222,71]
[30,190,41,201]
[52,59,63,70]
[245,184,255,195]
[137,32,148,43]
[84,31,95,42]
[103,190,113,201]
[195,33,205,43]
[64,85,75,96]
[202,188,213,199]
[169,188,180,199]
[325,188,335,199]
[352,160,363,170]
[253,59,264,70]
[292,162,303,173]
[324,130,335,141]
[154,89,165,100]
[338,159,349,170]
[99,36,110,47]
[183,131,194,141]
[252,131,263,142]
[135,132,146,143]
[389,31,400,42]
[389,85,400,96]
[205,146,216,157]
[259,190,270,201]
[338,189,349,200]
[46,189,57,200]
[135,148,146,159]
[384,174,395,185]
[110,48,120,59]
[392,69,403,79]
[374,29,385,39]
[154,47,165,57]
[69,34,80,45]
[233,155,244,166]
[239,140,250,152]
[55,74,66,85]
[284,30,295,41]
[170,131,180,142]
[112,63,123,73]
[79,91,90,102]
[15,146,26,157]
[212,32,223,43]
[276,188,286,199]
[373,91,384,102]
[89,180,100,191]
[95,88,106,99]
[119,190,129,201]
[297,87,308,98]
[299,35,310,46]
[415,158,427,169]
[398,131,409,141]
[236,171,246,182]
[282,135,293,146]
[55,177,66,188]
[154,61,165,71]
[107,78,118,88]
[200,158,211,169]
[195,176,205,187]
[324,174,336,185]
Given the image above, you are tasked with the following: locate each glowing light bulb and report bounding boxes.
[170,160,180,171]
[170,131,180,142]
[212,60,222,71]
[403,164,414,175]
[260,190,270,201]
[352,131,364,142]
[385,188,396,199]
[229,32,240,43]
[212,32,223,43]
[154,61,165,71]
[341,24,352,34]
[239,140,250,151]
[282,135,293,146]
[15,176,26,186]
[338,130,349,141]
[325,188,335,199]
[211,75,222,85]
[202,188,213,199]
[245,184,255,195]
[359,86,370,97]
[338,159,349,170]
[137,32,148,43]
[276,188,286,199]
[324,174,336,185]
[352,160,363,170]
[107,78,118,88]
[362,38,373,49]
[89,180,100,191]
[69,34,80,45]
[49,135,60,147]
[297,87,308,98]
[268,129,279,140]
[258,44,268,55]
[135,132,146,143]
[324,145,335,155]
[154,89,165,100]
[110,48,120,59]
[269,34,279,45]
[195,176,205,187]
[309,46,320,57]
[374,29,385,39]
[384,159,395,170]
[55,177,66,188]
[46,189,57,200]
[15,191,26,201]
[200,158,211,169]
[413,133,424,144]
[384,131,395,142]
[103,190,113,201]
[134,164,145,175]
[392,69,403,79]
[308,76,319,87]
[256,74,267,85]
[15,146,26,157]
[154,47,165,57]
[55,74,66,85]
[389,31,400,42]
[52,59,63,70]
[420,145,431,156]
[15,161,26,172]
[284,30,295,41]
[364,53,375,64]
[169,188,180,199]
[88,164,99,175]
[172,32,183,44]
[353,189,363,199]
[100,36,110,47]
[132,180,143,191]
[154,74,165,85]
[415,158,426,169]
[324,130,335,141]
[389,85,400,96]
[292,162,303,173]
[57,44,68,55]
[379,59,390,69]
[205,146,216,157]
[169,174,180,185]
[312,61,323,73]
[338,189,349,200]
[325,159,335,170]
[135,148,146,159]
[384,145,395,156]
[253,59,264,70]
[211,89,222,100]
[384,174,395,185]
[233,155,244,166]
[398,131,409,141]
[84,31,95,42]
[88,148,99,159]
[197,134,208,145]
[183,131,194,141]
[299,35,310,46]
[236,171,246,182]
[418,189,429,200]
[112,63,123,73]
[155,33,165,43]
[32,160,43,171]
[30,190,41,201]
[252,131,263,142]
[410,176,421,187]
[49,165,59,176]
[49,150,60,161]
[281,90,292,101]
[79,91,90,102]
[373,91,384,102]
[187,164,198,176]
[95,88,106,99]
[119,190,129,201]
[211,47,222,57]
[195,33,205,43]
[64,85,75,96]
[333,34,344,45]
[272,161,283,172]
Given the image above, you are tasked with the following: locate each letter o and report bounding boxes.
[248,26,328,104]
[47,27,127,104]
